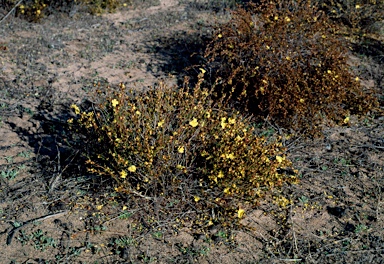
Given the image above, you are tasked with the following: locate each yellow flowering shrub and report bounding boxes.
[3,0,130,22]
[317,0,384,36]
[69,73,297,227]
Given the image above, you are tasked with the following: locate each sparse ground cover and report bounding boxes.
[0,0,383,263]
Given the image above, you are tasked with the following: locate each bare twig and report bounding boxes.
[49,148,79,193]
[290,205,299,254]
[353,144,384,150]
[6,210,69,245]
[325,248,384,257]
[0,0,23,24]
[130,189,155,200]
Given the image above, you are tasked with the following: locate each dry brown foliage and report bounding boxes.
[204,0,378,136]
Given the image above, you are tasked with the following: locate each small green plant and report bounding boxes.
[108,236,136,256]
[334,157,351,166]
[12,221,22,228]
[91,224,107,233]
[31,229,57,251]
[70,72,298,228]
[17,230,30,246]
[152,231,163,239]
[217,230,228,239]
[4,156,13,163]
[298,195,309,205]
[1,168,19,180]
[204,0,378,136]
[113,236,135,247]
[355,224,368,233]
[118,211,133,219]
[17,151,31,158]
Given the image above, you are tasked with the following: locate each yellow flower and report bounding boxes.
[111,99,119,107]
[220,117,227,129]
[178,146,185,153]
[224,187,231,194]
[274,196,291,207]
[355,4,361,9]
[285,16,291,22]
[136,111,141,116]
[286,56,291,61]
[299,98,305,103]
[194,196,200,202]
[157,120,165,128]
[120,170,128,179]
[218,33,222,38]
[122,205,128,210]
[343,116,350,124]
[355,77,359,81]
[228,117,235,124]
[235,135,243,141]
[128,165,136,173]
[71,104,80,115]
[274,15,279,20]
[199,68,206,74]
[115,186,124,192]
[67,118,73,124]
[176,164,185,170]
[36,9,41,15]
[238,208,245,218]
[96,204,103,210]
[189,118,198,127]
[226,153,235,160]
[276,155,284,163]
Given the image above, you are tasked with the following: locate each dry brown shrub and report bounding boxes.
[204,0,378,136]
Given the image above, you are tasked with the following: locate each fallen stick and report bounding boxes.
[6,210,68,245]
[0,0,24,24]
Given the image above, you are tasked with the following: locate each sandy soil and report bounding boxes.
[0,0,383,263]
